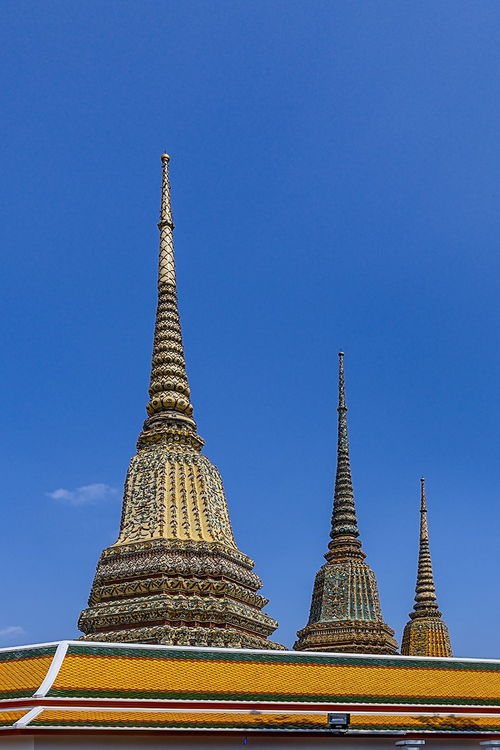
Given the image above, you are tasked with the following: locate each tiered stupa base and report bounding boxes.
[295,619,397,654]
[294,559,398,654]
[79,538,283,649]
[80,624,278,649]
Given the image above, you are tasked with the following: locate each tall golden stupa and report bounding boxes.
[401,478,452,656]
[294,353,397,654]
[78,155,282,649]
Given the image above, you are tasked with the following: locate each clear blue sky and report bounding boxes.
[1,0,499,657]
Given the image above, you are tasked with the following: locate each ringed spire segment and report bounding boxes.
[412,478,440,616]
[326,352,364,561]
[144,155,199,443]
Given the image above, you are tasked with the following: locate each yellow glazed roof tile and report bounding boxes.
[30,709,500,734]
[49,646,500,706]
[0,647,56,699]
[0,711,26,727]
[34,710,326,729]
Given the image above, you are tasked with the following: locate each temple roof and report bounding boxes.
[1,641,499,736]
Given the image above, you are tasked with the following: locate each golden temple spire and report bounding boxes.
[78,156,282,649]
[294,354,397,654]
[142,154,202,450]
[401,479,452,656]
[413,479,440,614]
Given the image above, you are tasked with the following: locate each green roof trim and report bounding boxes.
[47,687,500,707]
[0,646,57,663]
[0,689,37,699]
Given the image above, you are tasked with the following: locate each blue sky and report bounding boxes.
[1,1,499,656]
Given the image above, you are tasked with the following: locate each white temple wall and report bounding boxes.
[0,734,486,750]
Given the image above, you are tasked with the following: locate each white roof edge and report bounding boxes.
[12,706,44,729]
[34,641,70,697]
[0,639,498,665]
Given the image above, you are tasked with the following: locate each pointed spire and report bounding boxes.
[294,353,397,654]
[142,154,203,450]
[79,155,282,649]
[326,352,364,561]
[401,479,452,656]
[412,478,440,616]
